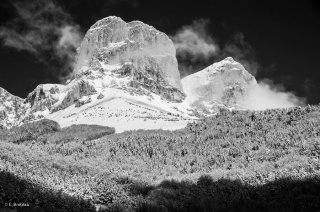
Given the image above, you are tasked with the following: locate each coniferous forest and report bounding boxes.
[1,105,320,211]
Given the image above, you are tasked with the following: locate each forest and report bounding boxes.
[0,105,320,211]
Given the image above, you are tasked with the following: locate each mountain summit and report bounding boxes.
[182,57,257,114]
[0,16,258,132]
[74,16,184,102]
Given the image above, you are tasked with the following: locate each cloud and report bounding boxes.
[240,80,305,110]
[0,29,38,53]
[171,19,219,77]
[56,24,82,71]
[0,0,83,81]
[58,25,82,49]
[172,19,219,59]
[171,19,260,77]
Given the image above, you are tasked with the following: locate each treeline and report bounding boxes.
[0,119,115,144]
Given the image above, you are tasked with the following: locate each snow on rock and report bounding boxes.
[74,16,184,102]
[0,87,27,128]
[26,84,64,113]
[42,65,194,132]
[0,56,257,131]
[47,88,193,133]
[182,57,257,114]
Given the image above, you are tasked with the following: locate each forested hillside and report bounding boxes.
[1,105,320,211]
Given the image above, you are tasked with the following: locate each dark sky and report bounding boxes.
[0,0,320,104]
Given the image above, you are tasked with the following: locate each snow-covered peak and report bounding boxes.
[182,58,257,113]
[203,57,246,75]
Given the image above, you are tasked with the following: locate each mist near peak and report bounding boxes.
[241,81,306,110]
[0,0,83,81]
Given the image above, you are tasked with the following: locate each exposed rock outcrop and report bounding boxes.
[26,84,63,112]
[0,87,27,128]
[54,80,97,112]
[75,16,184,102]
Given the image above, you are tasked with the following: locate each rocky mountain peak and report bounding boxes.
[74,16,184,102]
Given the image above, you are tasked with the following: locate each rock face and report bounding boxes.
[53,80,97,112]
[182,57,257,114]
[0,87,27,128]
[74,16,184,102]
[25,79,98,113]
[26,84,63,112]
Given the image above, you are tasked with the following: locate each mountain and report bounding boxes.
[74,16,184,102]
[182,57,257,114]
[0,16,258,132]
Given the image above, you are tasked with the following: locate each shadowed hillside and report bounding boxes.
[1,172,320,212]
[0,171,95,212]
[124,175,320,212]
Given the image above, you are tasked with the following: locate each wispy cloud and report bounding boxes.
[172,19,219,60]
[58,25,82,49]
[0,0,83,81]
[171,19,219,77]
[241,80,305,110]
[171,19,259,77]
